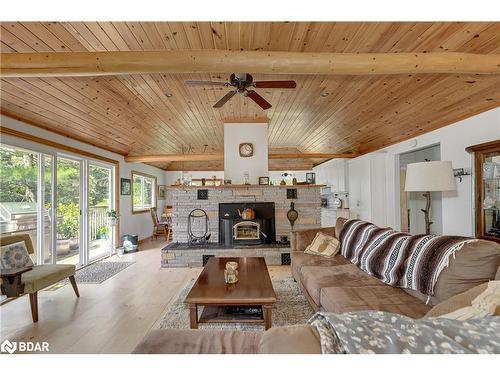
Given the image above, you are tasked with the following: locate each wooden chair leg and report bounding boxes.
[69,275,80,298]
[164,226,168,241]
[29,292,38,323]
[166,226,171,242]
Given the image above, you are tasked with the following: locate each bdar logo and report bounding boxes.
[1,339,17,354]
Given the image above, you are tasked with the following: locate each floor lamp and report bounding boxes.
[404,160,456,235]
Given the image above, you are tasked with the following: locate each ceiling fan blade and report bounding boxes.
[246,90,272,110]
[254,80,297,89]
[213,90,237,108]
[185,80,229,86]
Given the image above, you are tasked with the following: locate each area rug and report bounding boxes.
[46,261,135,290]
[73,261,135,284]
[155,277,314,331]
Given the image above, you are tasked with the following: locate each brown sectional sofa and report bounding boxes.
[134,218,500,353]
[290,218,500,318]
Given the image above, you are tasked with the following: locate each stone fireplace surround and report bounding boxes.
[161,185,322,268]
[167,185,322,244]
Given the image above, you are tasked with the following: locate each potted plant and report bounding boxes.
[106,210,119,226]
[57,203,80,254]
[96,226,108,240]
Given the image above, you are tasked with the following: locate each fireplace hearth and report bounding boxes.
[219,202,275,246]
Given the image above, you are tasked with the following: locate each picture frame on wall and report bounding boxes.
[120,178,131,195]
[157,185,166,200]
[258,177,270,185]
[306,172,316,184]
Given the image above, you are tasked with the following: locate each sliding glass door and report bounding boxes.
[0,142,115,268]
[88,162,113,261]
[55,156,82,266]
[0,145,39,263]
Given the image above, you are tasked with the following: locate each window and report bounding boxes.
[132,171,157,213]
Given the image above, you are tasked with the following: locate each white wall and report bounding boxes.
[223,123,268,184]
[347,107,500,236]
[0,115,166,241]
[348,153,386,224]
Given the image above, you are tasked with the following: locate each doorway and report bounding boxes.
[399,144,443,235]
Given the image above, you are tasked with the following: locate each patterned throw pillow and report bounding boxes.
[304,232,340,258]
[0,241,34,271]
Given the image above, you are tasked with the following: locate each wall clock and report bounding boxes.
[239,143,254,157]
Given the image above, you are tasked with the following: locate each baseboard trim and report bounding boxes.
[138,236,153,244]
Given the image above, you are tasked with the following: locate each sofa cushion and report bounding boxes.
[291,251,350,276]
[133,329,262,354]
[404,239,500,305]
[424,283,489,318]
[320,285,430,319]
[291,227,336,252]
[299,264,385,306]
[21,264,75,294]
[259,324,321,354]
[304,232,340,257]
[335,217,348,239]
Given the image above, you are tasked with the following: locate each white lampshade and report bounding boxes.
[405,161,456,192]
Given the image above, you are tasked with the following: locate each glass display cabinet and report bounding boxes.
[467,140,500,243]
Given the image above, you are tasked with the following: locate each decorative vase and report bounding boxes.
[106,217,118,226]
[243,171,250,185]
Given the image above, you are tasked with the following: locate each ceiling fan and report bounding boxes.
[185,73,296,110]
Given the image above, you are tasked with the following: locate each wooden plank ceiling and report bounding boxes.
[1,22,499,171]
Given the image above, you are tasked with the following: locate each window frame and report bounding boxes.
[131,170,157,214]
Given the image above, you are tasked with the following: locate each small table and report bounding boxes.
[184,257,277,330]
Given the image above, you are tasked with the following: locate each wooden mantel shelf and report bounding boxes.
[166,184,326,190]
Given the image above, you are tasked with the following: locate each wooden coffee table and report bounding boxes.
[184,257,277,330]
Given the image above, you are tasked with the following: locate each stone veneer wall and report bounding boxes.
[168,186,322,243]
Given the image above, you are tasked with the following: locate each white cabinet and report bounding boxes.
[348,154,387,225]
[314,159,348,192]
[321,209,337,227]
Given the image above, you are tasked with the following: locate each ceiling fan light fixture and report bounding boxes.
[320,91,330,97]
[185,73,296,110]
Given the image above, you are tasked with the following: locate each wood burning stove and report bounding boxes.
[233,221,261,241]
[219,202,275,246]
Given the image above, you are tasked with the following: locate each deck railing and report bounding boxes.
[89,205,108,241]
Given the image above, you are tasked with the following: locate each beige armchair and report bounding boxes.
[0,234,79,322]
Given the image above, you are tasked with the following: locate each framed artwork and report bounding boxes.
[157,185,166,200]
[120,178,131,195]
[306,172,316,184]
[259,176,270,185]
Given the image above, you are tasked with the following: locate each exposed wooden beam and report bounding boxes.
[125,154,224,163]
[124,152,359,163]
[269,152,359,159]
[2,50,499,78]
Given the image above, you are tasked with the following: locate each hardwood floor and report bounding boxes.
[0,239,290,354]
